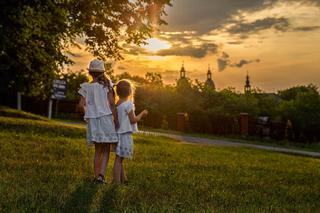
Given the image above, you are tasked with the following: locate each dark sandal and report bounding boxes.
[96,174,106,184]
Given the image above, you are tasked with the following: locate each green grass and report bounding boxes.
[0,105,49,121]
[1,111,320,212]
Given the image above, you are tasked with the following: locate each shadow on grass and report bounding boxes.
[97,185,118,213]
[61,182,100,212]
[61,181,118,213]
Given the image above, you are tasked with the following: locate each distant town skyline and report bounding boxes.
[67,0,320,92]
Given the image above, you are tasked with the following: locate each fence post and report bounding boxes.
[48,99,53,119]
[17,92,22,110]
[55,99,59,118]
[177,112,188,131]
[239,113,249,137]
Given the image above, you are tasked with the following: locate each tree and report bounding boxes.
[0,0,171,97]
[0,0,71,97]
[278,85,318,101]
[61,71,89,100]
[176,77,192,94]
[145,72,163,85]
[279,86,320,142]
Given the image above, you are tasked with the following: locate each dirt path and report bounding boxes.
[139,131,320,158]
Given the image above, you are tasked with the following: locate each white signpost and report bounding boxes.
[48,79,67,119]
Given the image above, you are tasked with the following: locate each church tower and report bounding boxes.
[180,62,186,79]
[244,70,251,94]
[204,64,215,90]
[177,62,191,92]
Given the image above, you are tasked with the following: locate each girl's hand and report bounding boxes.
[142,109,148,117]
[129,109,148,124]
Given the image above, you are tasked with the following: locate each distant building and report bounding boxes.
[179,62,186,79]
[177,63,191,92]
[244,70,251,94]
[204,64,215,90]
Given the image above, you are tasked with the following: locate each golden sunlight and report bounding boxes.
[142,38,171,52]
[144,55,168,61]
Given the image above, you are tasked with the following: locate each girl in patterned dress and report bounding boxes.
[113,79,148,184]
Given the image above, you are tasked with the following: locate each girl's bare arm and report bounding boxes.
[78,96,86,113]
[128,109,148,124]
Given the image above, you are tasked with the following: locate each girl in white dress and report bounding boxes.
[78,59,119,184]
[113,79,148,184]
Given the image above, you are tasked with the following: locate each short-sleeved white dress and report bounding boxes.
[78,82,118,145]
[116,100,138,159]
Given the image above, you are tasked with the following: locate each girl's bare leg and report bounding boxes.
[113,155,122,184]
[120,160,127,183]
[99,144,110,177]
[94,143,103,178]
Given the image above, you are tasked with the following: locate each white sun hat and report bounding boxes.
[87,59,105,72]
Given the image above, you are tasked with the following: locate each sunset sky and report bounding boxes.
[68,0,320,92]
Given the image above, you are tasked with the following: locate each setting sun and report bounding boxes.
[142,38,171,52]
[2,1,320,211]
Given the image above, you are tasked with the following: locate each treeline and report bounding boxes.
[84,71,319,143]
[5,70,319,143]
[127,72,320,142]
[63,72,320,142]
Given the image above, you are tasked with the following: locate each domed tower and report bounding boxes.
[244,70,251,94]
[177,62,191,92]
[204,64,215,90]
[179,62,186,79]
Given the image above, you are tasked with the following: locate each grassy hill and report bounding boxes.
[0,107,320,212]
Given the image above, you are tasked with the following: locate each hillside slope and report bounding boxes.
[0,110,320,212]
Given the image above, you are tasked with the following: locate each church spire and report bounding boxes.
[207,64,212,80]
[180,61,186,78]
[245,70,251,94]
[205,64,215,90]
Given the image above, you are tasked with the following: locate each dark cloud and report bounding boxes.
[226,17,290,35]
[157,43,218,58]
[163,0,320,34]
[217,59,229,72]
[217,52,260,71]
[158,31,197,47]
[117,65,126,70]
[217,52,230,72]
[293,26,320,31]
[231,59,261,68]
[122,44,149,55]
[227,41,243,45]
[163,0,279,33]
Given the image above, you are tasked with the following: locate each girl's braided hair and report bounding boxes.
[89,72,113,93]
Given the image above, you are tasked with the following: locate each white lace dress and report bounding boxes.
[78,82,118,145]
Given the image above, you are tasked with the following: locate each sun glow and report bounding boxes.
[144,55,168,61]
[143,38,171,52]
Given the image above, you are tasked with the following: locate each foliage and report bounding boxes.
[61,71,89,100]
[0,0,171,97]
[0,0,70,97]
[0,115,320,212]
[145,72,163,85]
[279,85,320,141]
[116,72,320,142]
[278,85,318,101]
